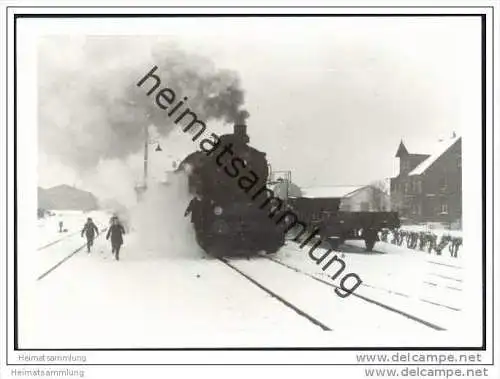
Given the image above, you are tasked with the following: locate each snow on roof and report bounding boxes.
[299,185,365,199]
[401,134,450,156]
[409,136,460,176]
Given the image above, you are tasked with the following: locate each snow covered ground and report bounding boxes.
[37,210,110,249]
[35,210,111,280]
[22,228,321,349]
[18,213,480,349]
[276,240,465,328]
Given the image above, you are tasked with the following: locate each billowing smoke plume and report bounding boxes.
[38,36,249,173]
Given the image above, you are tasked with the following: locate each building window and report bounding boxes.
[441,202,448,214]
[457,155,462,169]
[440,176,448,191]
[411,202,421,215]
[404,182,409,194]
[401,159,410,173]
[360,201,370,212]
[411,178,421,193]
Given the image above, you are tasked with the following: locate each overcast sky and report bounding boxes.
[37,16,482,189]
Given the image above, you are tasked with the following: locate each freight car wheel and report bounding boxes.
[327,237,341,250]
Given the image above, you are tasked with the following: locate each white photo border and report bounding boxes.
[2,3,496,367]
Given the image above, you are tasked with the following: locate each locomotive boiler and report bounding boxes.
[178,124,285,257]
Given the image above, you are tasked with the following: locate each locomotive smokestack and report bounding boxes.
[234,124,249,144]
[235,110,249,125]
[233,109,250,143]
[234,124,247,137]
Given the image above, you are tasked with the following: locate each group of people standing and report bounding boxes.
[380,228,463,257]
[81,216,126,261]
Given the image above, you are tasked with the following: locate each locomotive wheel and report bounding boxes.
[195,233,210,253]
[365,238,376,252]
[261,233,285,254]
[204,238,260,258]
[264,244,281,255]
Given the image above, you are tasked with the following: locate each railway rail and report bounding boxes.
[218,257,332,331]
[216,252,450,333]
[37,228,107,281]
[261,255,446,331]
[37,230,81,251]
[284,241,462,308]
[35,237,459,334]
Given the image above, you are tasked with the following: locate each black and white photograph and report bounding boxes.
[2,2,498,376]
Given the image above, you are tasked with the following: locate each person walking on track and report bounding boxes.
[106,217,126,261]
[81,217,99,254]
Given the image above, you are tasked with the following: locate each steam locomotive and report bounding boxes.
[178,124,286,257]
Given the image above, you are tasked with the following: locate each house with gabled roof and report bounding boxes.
[390,134,462,225]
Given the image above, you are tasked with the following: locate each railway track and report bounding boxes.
[37,228,108,281]
[284,241,463,307]
[218,257,332,331]
[37,230,81,251]
[35,236,456,334]
[217,253,447,333]
[261,255,446,331]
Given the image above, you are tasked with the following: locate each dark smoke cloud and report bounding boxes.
[38,36,248,172]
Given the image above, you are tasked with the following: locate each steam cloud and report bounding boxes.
[38,36,249,173]
[126,172,203,260]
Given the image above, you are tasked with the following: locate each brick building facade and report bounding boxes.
[390,136,462,225]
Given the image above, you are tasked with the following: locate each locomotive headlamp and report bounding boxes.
[214,206,223,216]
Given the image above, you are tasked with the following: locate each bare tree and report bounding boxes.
[368,179,391,211]
[390,190,405,212]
